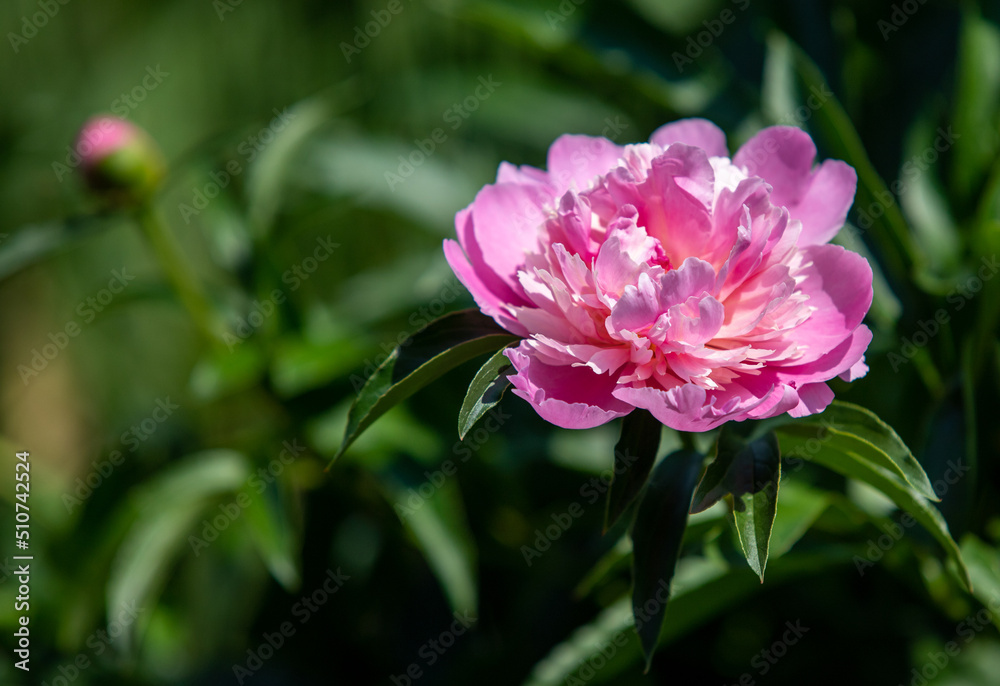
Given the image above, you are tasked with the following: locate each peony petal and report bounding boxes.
[783,243,873,364]
[787,383,835,418]
[733,126,856,245]
[506,345,632,429]
[649,118,729,158]
[547,134,626,194]
[443,239,528,336]
[470,182,553,297]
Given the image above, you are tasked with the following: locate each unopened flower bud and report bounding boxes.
[75,116,165,205]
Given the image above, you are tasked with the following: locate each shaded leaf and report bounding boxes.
[334,309,518,462]
[630,449,703,671]
[458,344,515,440]
[604,410,662,532]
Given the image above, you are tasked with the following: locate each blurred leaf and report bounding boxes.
[243,479,301,591]
[106,451,251,655]
[526,547,856,685]
[951,10,1000,207]
[0,216,112,282]
[271,335,365,397]
[630,448,703,671]
[189,344,266,400]
[783,33,918,290]
[604,410,661,532]
[900,115,961,282]
[767,480,833,559]
[458,344,514,440]
[384,472,479,615]
[960,535,1000,631]
[775,428,971,590]
[334,309,518,462]
[246,93,338,239]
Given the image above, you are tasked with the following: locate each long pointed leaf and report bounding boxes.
[731,433,781,581]
[775,427,971,590]
[630,448,703,671]
[604,410,661,532]
[334,309,517,462]
[770,401,938,500]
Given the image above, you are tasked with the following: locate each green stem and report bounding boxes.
[136,204,225,346]
[678,431,698,453]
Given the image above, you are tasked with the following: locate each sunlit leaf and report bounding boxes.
[458,344,515,440]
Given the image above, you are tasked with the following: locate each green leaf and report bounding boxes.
[774,401,938,501]
[0,216,112,282]
[525,548,856,686]
[243,479,301,591]
[775,428,971,590]
[458,344,515,440]
[630,448,703,671]
[383,471,479,615]
[951,10,1000,207]
[690,428,782,580]
[731,433,781,581]
[334,309,518,462]
[604,410,662,532]
[106,451,251,654]
[960,535,1000,631]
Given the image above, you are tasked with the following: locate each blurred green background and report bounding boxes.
[2,0,1000,683]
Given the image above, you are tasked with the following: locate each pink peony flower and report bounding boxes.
[444,119,872,432]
